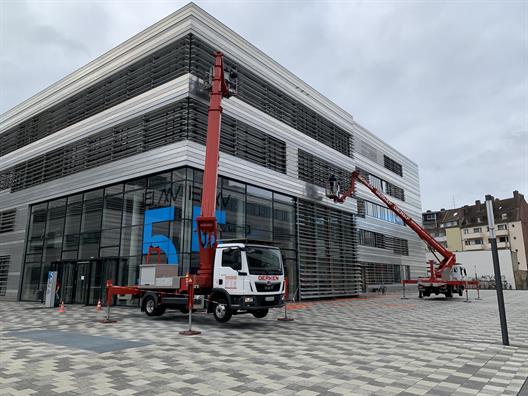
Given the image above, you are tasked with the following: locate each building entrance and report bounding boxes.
[50,258,118,305]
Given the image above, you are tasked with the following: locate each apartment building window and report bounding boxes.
[498,236,509,243]
[464,239,483,246]
[473,227,482,233]
[440,221,458,228]
[463,229,469,234]
[497,224,507,230]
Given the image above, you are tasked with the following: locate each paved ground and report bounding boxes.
[1,290,528,396]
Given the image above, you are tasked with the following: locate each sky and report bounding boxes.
[0,0,526,211]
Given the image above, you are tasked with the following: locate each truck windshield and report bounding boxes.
[246,247,283,275]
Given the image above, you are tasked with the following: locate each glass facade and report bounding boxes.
[20,167,297,303]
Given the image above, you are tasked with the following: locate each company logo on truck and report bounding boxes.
[257,275,279,281]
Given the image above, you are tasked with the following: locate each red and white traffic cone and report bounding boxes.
[96,299,102,311]
[57,300,65,313]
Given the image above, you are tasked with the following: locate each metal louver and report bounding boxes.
[0,256,9,296]
[0,210,16,233]
[297,199,361,299]
[3,98,287,192]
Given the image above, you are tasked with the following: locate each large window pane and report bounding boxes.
[64,194,82,237]
[78,232,100,259]
[81,189,103,233]
[45,199,66,238]
[26,203,47,255]
[247,186,272,234]
[220,188,245,238]
[122,190,145,226]
[21,262,41,301]
[120,226,143,257]
[101,228,121,247]
[102,194,123,229]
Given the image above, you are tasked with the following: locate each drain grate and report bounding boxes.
[7,330,148,353]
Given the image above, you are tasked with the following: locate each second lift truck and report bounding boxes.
[326,170,479,298]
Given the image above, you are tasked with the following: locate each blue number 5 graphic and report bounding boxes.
[143,207,178,265]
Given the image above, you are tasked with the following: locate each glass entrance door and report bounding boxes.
[51,258,119,305]
[73,261,91,304]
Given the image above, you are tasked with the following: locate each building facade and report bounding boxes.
[423,190,528,289]
[0,4,425,303]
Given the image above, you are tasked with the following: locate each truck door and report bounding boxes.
[217,247,246,295]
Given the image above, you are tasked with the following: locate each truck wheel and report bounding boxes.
[252,309,269,319]
[418,290,423,299]
[445,286,453,298]
[143,296,158,317]
[458,288,463,296]
[213,298,232,323]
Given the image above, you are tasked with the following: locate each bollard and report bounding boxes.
[98,280,117,323]
[180,274,201,335]
[278,277,294,322]
[401,282,408,300]
[475,284,482,300]
[463,280,471,303]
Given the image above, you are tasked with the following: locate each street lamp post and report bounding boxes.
[485,194,509,346]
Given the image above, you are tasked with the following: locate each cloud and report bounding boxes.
[0,0,526,210]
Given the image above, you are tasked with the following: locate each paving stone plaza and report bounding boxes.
[1,290,528,396]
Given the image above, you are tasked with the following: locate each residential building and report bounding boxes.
[423,190,528,289]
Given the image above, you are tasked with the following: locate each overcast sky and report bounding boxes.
[0,0,526,210]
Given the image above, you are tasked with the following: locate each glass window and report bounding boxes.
[148,172,172,188]
[64,194,82,237]
[102,194,124,229]
[81,189,103,233]
[246,247,282,275]
[100,247,120,257]
[26,203,47,255]
[78,232,100,259]
[21,262,41,301]
[172,168,186,182]
[222,248,241,271]
[104,183,123,196]
[220,189,246,239]
[247,186,272,234]
[101,228,121,247]
[125,177,147,191]
[120,226,143,257]
[45,199,66,238]
[122,190,146,227]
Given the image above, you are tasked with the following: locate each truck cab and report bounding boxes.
[210,241,285,322]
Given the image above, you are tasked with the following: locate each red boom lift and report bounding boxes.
[326,170,479,298]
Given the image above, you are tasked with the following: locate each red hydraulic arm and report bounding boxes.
[192,52,232,290]
[326,171,456,279]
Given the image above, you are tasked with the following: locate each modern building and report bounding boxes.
[0,3,425,304]
[423,190,528,289]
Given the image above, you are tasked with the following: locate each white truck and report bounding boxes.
[417,263,468,298]
[137,241,286,322]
